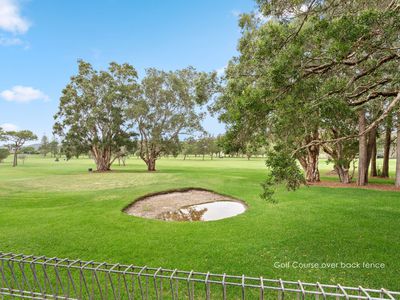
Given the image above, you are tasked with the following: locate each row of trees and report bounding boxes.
[168,135,266,160]
[0,127,267,166]
[215,0,400,192]
[38,135,61,157]
[53,61,217,171]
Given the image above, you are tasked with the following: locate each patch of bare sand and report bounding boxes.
[310,181,400,192]
[124,189,243,220]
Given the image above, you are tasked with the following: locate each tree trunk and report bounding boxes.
[92,148,112,171]
[146,157,156,171]
[298,151,320,182]
[13,150,17,167]
[334,165,351,183]
[95,157,111,171]
[395,115,400,187]
[381,117,392,178]
[302,131,320,183]
[357,109,368,186]
[366,127,377,178]
[370,141,377,177]
[305,150,320,182]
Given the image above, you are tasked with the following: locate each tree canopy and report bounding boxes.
[216,0,400,198]
[4,130,37,167]
[127,67,216,171]
[39,135,50,157]
[53,60,139,171]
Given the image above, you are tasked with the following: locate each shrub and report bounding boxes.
[0,148,9,163]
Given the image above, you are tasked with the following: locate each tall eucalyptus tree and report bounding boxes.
[127,68,216,171]
[54,60,139,171]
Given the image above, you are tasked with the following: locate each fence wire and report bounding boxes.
[0,252,398,300]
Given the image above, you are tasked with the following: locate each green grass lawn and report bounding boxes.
[0,155,399,290]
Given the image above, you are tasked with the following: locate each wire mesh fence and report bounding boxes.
[0,252,399,300]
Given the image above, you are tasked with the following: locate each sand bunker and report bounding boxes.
[124,188,247,221]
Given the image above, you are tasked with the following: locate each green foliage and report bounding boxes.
[261,145,306,202]
[0,127,5,141]
[53,60,138,170]
[0,148,9,162]
[127,67,216,170]
[21,146,37,154]
[5,130,37,144]
[196,135,217,158]
[217,0,399,189]
[39,135,50,156]
[3,130,37,167]
[49,138,60,157]
[5,130,37,152]
[260,174,277,203]
[181,137,196,157]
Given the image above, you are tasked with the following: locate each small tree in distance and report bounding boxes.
[49,138,59,158]
[5,130,37,167]
[21,146,37,154]
[39,135,50,157]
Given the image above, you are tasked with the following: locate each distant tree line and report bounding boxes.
[38,135,61,158]
[33,134,267,162]
[168,135,267,160]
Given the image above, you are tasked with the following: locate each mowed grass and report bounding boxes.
[0,155,399,290]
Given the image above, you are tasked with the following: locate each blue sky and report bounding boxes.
[0,0,255,139]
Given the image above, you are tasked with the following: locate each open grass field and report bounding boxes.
[0,156,399,290]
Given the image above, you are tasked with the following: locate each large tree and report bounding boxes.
[127,67,216,171]
[54,60,139,171]
[261,0,400,187]
[5,130,37,167]
[217,0,399,195]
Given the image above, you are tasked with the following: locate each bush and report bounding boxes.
[0,148,9,163]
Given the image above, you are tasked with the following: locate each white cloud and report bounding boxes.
[0,123,18,131]
[0,35,22,46]
[0,0,30,34]
[0,86,49,103]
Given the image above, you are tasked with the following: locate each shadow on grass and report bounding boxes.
[107,168,189,174]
